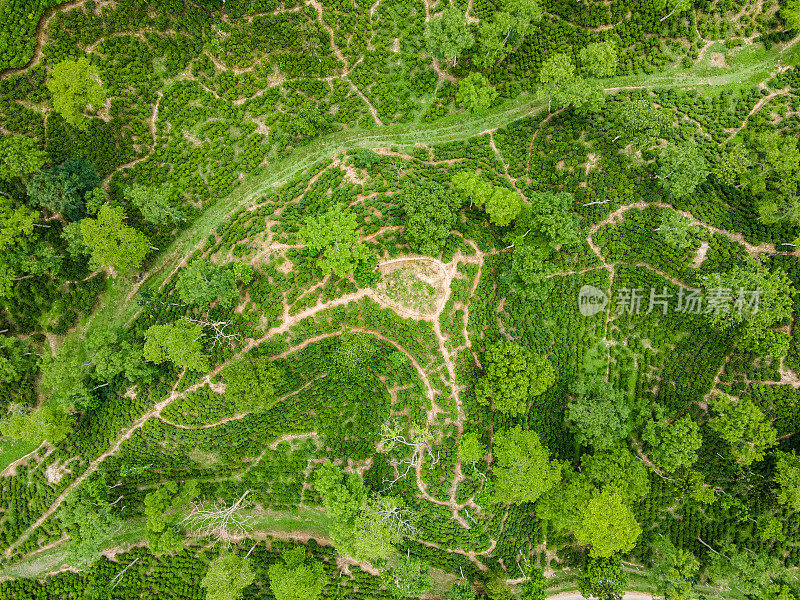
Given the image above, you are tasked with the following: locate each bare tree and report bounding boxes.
[183,316,241,349]
[181,490,255,544]
[379,419,440,490]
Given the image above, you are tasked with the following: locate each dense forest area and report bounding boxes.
[1,0,800,599]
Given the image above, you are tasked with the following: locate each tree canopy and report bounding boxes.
[492,425,562,504]
[80,202,151,273]
[47,57,106,129]
[298,206,369,277]
[425,7,473,66]
[574,488,642,557]
[201,553,255,600]
[143,320,210,372]
[175,259,239,309]
[268,547,327,600]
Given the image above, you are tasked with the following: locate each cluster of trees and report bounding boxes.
[452,171,522,227]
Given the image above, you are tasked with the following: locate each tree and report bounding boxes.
[451,171,492,207]
[574,488,641,558]
[617,100,670,149]
[567,379,632,450]
[649,539,699,600]
[313,461,367,558]
[176,259,239,309]
[484,187,521,226]
[657,0,693,21]
[579,41,618,77]
[124,184,185,225]
[60,478,123,566]
[655,209,698,252]
[26,158,100,221]
[0,134,47,183]
[449,581,478,600]
[775,451,800,511]
[539,53,575,112]
[47,57,106,129]
[483,571,513,600]
[458,432,486,465]
[268,546,326,600]
[0,196,39,298]
[492,425,562,504]
[143,321,210,372]
[476,0,541,66]
[353,148,381,170]
[80,203,151,273]
[298,206,369,277]
[475,341,554,416]
[519,567,547,600]
[201,553,255,600]
[580,444,651,503]
[85,326,152,384]
[456,73,498,114]
[536,465,595,533]
[0,402,72,444]
[221,355,282,413]
[708,394,777,466]
[425,7,474,67]
[657,142,710,200]
[401,179,463,256]
[144,480,198,555]
[713,144,751,186]
[578,556,628,600]
[701,257,794,357]
[782,0,800,30]
[739,132,800,227]
[708,543,783,597]
[386,557,433,598]
[328,332,380,383]
[642,411,702,472]
[523,191,581,248]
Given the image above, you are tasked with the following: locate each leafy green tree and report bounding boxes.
[202,552,255,600]
[143,320,209,372]
[0,402,72,444]
[523,191,581,248]
[81,203,151,273]
[458,432,486,465]
[642,411,702,472]
[617,100,670,149]
[782,0,800,30]
[708,394,777,467]
[648,539,700,600]
[85,326,152,384]
[268,547,327,600]
[574,488,641,557]
[353,148,381,170]
[386,557,433,598]
[713,144,751,186]
[40,334,93,410]
[60,478,122,566]
[701,257,794,357]
[222,355,283,413]
[519,567,547,600]
[536,466,595,533]
[124,184,185,225]
[0,134,47,184]
[425,7,474,67]
[313,461,367,558]
[738,132,800,227]
[484,187,521,226]
[144,480,198,556]
[451,171,492,207]
[578,556,628,600]
[655,209,698,252]
[539,52,575,112]
[0,196,39,298]
[580,444,651,502]
[175,259,238,309]
[709,543,783,597]
[298,206,369,277]
[567,379,632,450]
[401,179,463,256]
[774,451,800,510]
[483,571,513,600]
[475,341,554,416]
[579,41,618,77]
[657,142,710,200]
[492,425,562,504]
[26,158,100,221]
[456,73,498,114]
[476,0,540,66]
[449,581,478,600]
[47,57,106,129]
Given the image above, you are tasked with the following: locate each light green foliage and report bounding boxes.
[458,432,486,465]
[85,326,150,384]
[713,144,751,186]
[268,547,327,600]
[0,196,38,298]
[80,203,150,273]
[61,220,90,259]
[580,444,651,502]
[476,0,540,66]
[232,262,253,285]
[483,572,513,600]
[85,186,107,215]
[143,321,210,372]
[425,8,473,66]
[643,411,702,472]
[201,553,256,600]
[656,209,698,252]
[0,134,47,181]
[451,171,492,207]
[657,142,710,199]
[143,480,198,556]
[567,379,632,450]
[124,184,185,225]
[775,451,800,510]
[492,425,562,504]
[537,467,594,531]
[313,461,367,559]
[524,191,581,248]
[353,148,381,170]
[701,257,794,357]
[484,186,521,226]
[574,488,641,557]
[47,57,106,129]
[708,394,777,466]
[401,179,462,255]
[578,556,628,600]
[759,516,785,542]
[709,543,783,597]
[40,335,93,410]
[222,355,283,413]
[579,41,618,77]
[60,477,122,566]
[782,0,800,30]
[539,52,575,98]
[456,73,498,114]
[449,581,478,600]
[740,132,800,227]
[0,403,71,444]
[298,206,369,277]
[175,259,239,309]
[617,100,670,149]
[539,53,604,112]
[475,341,554,415]
[386,557,433,598]
[519,567,547,600]
[648,539,699,600]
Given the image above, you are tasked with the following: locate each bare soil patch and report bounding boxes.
[374,258,447,317]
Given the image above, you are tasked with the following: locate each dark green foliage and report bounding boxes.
[401,178,463,256]
[25,158,100,221]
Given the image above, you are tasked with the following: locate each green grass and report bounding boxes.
[0,439,41,473]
